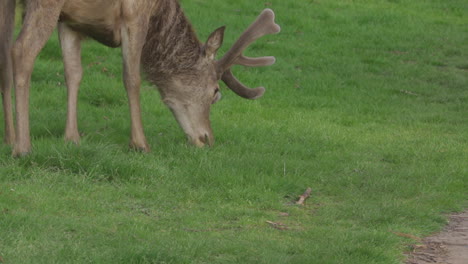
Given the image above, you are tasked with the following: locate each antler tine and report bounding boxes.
[217,9,281,72]
[217,9,280,99]
[236,55,276,67]
[221,69,265,99]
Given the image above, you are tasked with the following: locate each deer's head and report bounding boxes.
[160,9,280,147]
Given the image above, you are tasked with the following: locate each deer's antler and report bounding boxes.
[216,9,280,99]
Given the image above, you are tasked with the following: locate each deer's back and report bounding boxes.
[59,0,158,47]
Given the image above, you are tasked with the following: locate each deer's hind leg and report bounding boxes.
[58,22,83,144]
[0,0,16,145]
[12,0,65,156]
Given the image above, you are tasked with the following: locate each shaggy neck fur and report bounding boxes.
[141,0,202,86]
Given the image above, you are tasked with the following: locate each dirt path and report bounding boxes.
[406,211,468,264]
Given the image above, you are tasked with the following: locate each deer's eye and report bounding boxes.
[212,88,221,104]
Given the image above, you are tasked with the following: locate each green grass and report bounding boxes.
[1,0,467,263]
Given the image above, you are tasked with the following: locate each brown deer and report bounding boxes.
[0,0,280,156]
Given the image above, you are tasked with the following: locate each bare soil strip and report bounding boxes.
[406,211,468,264]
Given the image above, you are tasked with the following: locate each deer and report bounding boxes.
[0,0,280,157]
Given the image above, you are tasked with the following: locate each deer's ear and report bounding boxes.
[204,26,225,59]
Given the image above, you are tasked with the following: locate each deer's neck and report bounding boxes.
[141,1,202,85]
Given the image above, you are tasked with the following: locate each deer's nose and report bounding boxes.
[198,133,214,147]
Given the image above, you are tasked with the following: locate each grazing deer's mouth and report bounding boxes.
[163,98,214,147]
[189,133,214,147]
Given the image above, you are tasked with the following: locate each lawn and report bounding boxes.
[1,0,467,263]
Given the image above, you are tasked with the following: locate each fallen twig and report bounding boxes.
[266,220,289,230]
[400,90,419,96]
[296,187,312,205]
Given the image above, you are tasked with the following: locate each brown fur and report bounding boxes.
[0,0,16,145]
[141,1,202,84]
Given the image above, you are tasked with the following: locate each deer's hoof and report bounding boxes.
[129,141,151,153]
[65,132,81,145]
[12,146,31,158]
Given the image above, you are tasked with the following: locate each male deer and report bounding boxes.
[0,0,280,156]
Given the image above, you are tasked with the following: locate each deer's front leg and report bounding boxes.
[121,20,150,152]
[12,1,65,156]
[58,23,83,144]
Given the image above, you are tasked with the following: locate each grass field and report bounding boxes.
[1,0,467,263]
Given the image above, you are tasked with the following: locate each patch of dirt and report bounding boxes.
[406,211,468,264]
